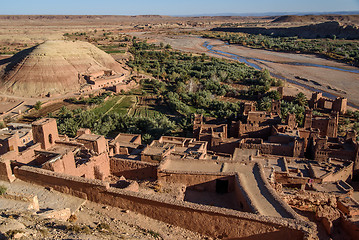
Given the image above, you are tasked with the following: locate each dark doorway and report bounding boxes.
[216,179,229,194]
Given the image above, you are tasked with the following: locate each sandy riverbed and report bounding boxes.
[146,34,359,108]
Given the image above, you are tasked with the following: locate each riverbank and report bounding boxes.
[147,34,359,109]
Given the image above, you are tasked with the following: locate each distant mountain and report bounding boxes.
[175,11,359,17]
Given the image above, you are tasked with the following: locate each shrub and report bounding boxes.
[0,185,7,195]
[148,230,161,239]
[96,223,111,232]
[34,101,42,110]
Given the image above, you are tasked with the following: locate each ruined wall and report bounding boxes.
[42,151,77,176]
[76,153,110,180]
[274,172,309,186]
[77,136,107,154]
[238,124,272,138]
[239,141,295,157]
[13,166,314,239]
[211,140,239,154]
[321,162,353,182]
[76,163,95,179]
[19,143,42,161]
[0,158,15,182]
[110,158,157,180]
[0,134,19,155]
[157,170,235,192]
[314,147,356,162]
[113,80,137,93]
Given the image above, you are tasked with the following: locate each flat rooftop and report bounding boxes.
[142,145,172,156]
[0,127,32,140]
[47,143,79,155]
[32,118,55,126]
[112,133,140,144]
[233,148,258,162]
[77,134,103,142]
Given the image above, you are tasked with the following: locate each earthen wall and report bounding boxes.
[157,170,235,192]
[110,158,157,180]
[13,166,313,239]
[321,162,353,182]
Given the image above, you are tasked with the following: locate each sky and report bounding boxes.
[1,0,359,16]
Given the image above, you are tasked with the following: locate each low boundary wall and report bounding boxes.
[14,165,315,239]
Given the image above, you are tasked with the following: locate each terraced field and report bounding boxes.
[92,95,123,115]
[92,95,137,116]
[91,94,176,119]
[132,96,164,118]
[109,96,137,115]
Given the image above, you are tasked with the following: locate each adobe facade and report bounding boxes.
[309,92,347,114]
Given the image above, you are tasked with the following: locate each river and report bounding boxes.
[202,41,359,109]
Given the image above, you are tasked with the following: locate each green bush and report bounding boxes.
[34,101,42,110]
[0,185,7,195]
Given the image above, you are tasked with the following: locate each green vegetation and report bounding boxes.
[96,223,111,232]
[0,185,7,195]
[128,40,282,121]
[340,110,359,139]
[66,92,112,105]
[56,106,175,144]
[0,121,5,129]
[147,230,161,239]
[66,224,91,234]
[280,100,306,126]
[91,95,123,115]
[34,101,42,110]
[56,40,312,141]
[202,31,359,66]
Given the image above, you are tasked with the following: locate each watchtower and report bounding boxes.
[32,118,59,150]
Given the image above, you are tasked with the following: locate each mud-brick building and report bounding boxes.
[308,92,347,114]
[303,110,339,138]
[1,118,111,181]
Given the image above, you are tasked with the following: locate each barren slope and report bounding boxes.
[0,40,125,97]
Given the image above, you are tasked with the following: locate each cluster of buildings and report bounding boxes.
[80,69,137,94]
[0,92,358,239]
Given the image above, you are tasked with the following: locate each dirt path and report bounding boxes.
[127,96,139,116]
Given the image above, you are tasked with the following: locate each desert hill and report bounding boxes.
[272,14,359,25]
[0,40,125,97]
[212,21,359,39]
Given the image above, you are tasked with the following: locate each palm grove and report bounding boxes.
[55,39,308,143]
